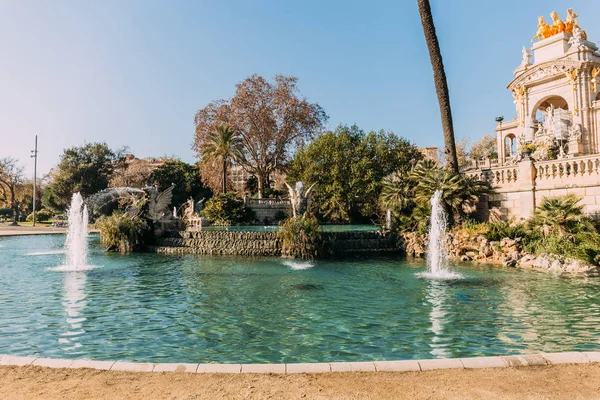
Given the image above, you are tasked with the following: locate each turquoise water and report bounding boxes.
[0,234,599,364]
[201,224,380,232]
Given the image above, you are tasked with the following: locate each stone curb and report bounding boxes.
[0,352,598,374]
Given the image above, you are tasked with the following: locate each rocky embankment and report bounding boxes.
[402,232,599,276]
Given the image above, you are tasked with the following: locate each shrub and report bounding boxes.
[528,195,594,238]
[201,192,254,225]
[0,208,12,218]
[274,210,288,222]
[484,221,529,242]
[26,209,53,222]
[280,216,322,260]
[526,231,600,266]
[97,212,149,253]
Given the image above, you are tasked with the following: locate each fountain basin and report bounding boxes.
[0,234,599,364]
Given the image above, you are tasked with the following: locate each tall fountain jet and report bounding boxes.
[63,193,89,270]
[422,190,460,279]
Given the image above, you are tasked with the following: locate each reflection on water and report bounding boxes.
[58,273,87,350]
[426,280,451,358]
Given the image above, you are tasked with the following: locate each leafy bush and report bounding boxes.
[280,216,322,260]
[26,209,53,222]
[201,192,254,225]
[528,195,594,238]
[484,221,529,242]
[97,212,149,253]
[526,231,600,266]
[0,208,12,218]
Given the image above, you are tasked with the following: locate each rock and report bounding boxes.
[460,255,471,262]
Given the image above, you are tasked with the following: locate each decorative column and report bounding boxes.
[516,155,537,219]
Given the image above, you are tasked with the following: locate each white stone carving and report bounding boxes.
[568,27,585,50]
[520,46,532,67]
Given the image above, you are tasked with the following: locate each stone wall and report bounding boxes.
[402,231,599,276]
[466,154,600,220]
[245,198,290,224]
[151,230,400,257]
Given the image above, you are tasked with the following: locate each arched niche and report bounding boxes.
[531,95,569,123]
[504,133,517,157]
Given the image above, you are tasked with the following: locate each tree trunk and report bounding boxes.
[417,0,459,174]
[222,160,227,194]
[257,175,264,199]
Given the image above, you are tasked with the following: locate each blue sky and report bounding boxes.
[0,0,597,176]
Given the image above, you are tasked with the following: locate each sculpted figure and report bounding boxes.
[532,16,552,42]
[520,46,532,66]
[565,8,578,34]
[285,181,316,219]
[549,11,565,35]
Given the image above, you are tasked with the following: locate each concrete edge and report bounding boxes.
[0,352,598,374]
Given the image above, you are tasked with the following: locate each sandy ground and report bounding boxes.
[1,364,599,400]
[0,224,99,236]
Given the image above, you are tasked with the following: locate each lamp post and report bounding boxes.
[31,135,38,226]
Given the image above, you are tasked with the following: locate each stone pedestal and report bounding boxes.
[516,158,536,219]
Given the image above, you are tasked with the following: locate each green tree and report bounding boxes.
[288,125,421,223]
[0,157,25,224]
[147,160,211,208]
[194,74,328,198]
[200,125,244,194]
[43,143,120,211]
[417,0,459,173]
[380,159,490,228]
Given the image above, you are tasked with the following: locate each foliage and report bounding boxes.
[520,144,536,152]
[528,195,594,238]
[274,210,287,222]
[110,159,156,188]
[201,192,253,225]
[0,208,12,218]
[43,143,121,211]
[470,134,498,160]
[380,159,490,231]
[288,125,422,223]
[97,212,150,253]
[279,215,322,260]
[147,160,212,208]
[194,74,328,197]
[0,158,26,224]
[200,125,245,194]
[26,209,53,222]
[483,221,530,242]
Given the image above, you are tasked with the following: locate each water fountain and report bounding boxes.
[51,193,95,271]
[419,190,460,279]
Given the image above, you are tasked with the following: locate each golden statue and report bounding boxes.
[565,8,578,34]
[532,10,586,42]
[565,68,579,85]
[591,67,600,93]
[549,11,565,35]
[565,8,587,40]
[532,16,552,42]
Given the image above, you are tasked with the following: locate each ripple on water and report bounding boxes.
[48,265,100,272]
[26,250,65,256]
[283,260,315,270]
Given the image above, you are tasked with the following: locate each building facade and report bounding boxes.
[466,10,600,220]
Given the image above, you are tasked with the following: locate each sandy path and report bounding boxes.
[1,364,599,399]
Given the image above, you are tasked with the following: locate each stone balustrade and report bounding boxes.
[535,155,600,186]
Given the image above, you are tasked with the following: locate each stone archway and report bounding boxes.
[531,95,569,123]
[504,133,517,157]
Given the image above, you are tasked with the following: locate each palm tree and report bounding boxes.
[200,125,245,194]
[417,0,459,173]
[529,195,594,238]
